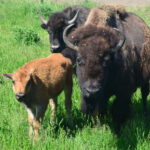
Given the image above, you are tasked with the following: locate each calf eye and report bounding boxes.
[12,80,15,84]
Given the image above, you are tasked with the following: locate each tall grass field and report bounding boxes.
[0,0,150,149]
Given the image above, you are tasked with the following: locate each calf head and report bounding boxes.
[63,24,125,114]
[39,10,79,53]
[3,70,33,103]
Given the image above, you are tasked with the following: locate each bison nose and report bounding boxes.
[16,92,25,101]
[85,87,100,98]
[50,44,60,53]
[51,44,60,49]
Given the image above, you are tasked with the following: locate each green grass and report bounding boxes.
[1,0,150,149]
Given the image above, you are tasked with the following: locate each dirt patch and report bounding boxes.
[42,0,150,6]
[97,0,150,6]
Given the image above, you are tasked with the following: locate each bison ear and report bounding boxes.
[63,7,73,19]
[2,73,13,80]
[41,24,47,30]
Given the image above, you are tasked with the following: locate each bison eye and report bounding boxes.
[77,57,85,66]
[48,30,53,35]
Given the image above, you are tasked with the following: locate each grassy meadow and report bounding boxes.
[0,0,150,149]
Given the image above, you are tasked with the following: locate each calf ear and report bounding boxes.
[41,24,47,30]
[29,73,33,79]
[27,73,33,86]
[29,73,34,82]
[2,73,13,80]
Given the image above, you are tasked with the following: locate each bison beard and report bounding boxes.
[63,21,150,134]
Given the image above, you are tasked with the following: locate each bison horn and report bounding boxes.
[38,10,48,25]
[68,10,79,24]
[63,24,79,51]
[113,28,125,51]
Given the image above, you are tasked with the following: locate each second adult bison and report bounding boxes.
[39,6,90,53]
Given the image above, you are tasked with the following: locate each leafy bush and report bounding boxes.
[39,5,52,17]
[13,26,40,45]
[32,4,53,18]
[0,76,4,84]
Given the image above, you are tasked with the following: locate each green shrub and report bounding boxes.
[13,26,40,45]
[39,5,52,17]
[0,76,4,84]
[32,4,53,18]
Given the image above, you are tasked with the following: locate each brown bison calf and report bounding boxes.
[3,53,73,139]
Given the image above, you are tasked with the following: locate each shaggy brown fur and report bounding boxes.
[114,5,128,19]
[3,53,73,139]
[69,24,119,48]
[85,5,127,27]
[141,25,150,78]
[69,24,120,79]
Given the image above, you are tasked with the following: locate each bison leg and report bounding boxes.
[111,93,131,134]
[64,87,73,126]
[141,83,149,116]
[49,97,57,124]
[97,94,111,125]
[99,95,109,117]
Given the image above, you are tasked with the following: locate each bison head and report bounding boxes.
[3,70,33,103]
[63,24,125,115]
[39,10,79,53]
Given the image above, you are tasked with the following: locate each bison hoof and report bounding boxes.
[144,110,149,118]
[68,119,74,128]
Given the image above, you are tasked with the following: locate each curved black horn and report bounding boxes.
[113,28,125,51]
[63,24,79,51]
[68,10,79,24]
[38,10,48,25]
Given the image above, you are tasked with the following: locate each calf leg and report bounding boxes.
[27,104,48,140]
[28,110,34,138]
[141,83,149,116]
[32,119,40,140]
[64,87,73,126]
[27,109,40,139]
[49,97,57,124]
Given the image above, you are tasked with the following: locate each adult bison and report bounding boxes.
[39,6,90,53]
[63,10,150,132]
